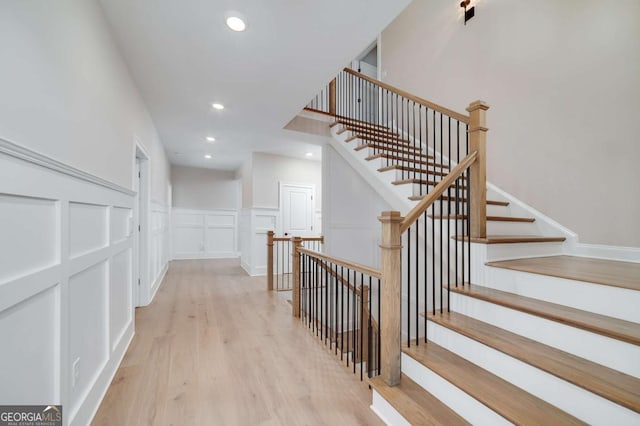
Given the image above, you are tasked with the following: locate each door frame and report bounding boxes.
[132,141,151,307]
[278,182,316,237]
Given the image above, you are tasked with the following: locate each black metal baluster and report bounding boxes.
[340,266,344,361]
[467,124,471,287]
[415,221,419,345]
[352,269,356,374]
[439,113,443,314]
[407,227,411,347]
[424,210,428,343]
[448,117,452,312]
[346,267,350,367]
[377,277,381,376]
[368,275,372,378]
[332,265,342,355]
[360,272,364,380]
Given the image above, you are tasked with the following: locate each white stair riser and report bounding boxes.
[450,291,640,377]
[471,241,565,264]
[431,218,538,236]
[426,321,640,425]
[401,353,511,425]
[483,266,640,323]
[370,391,412,426]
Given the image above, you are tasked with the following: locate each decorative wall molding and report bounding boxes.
[0,142,168,426]
[0,137,135,196]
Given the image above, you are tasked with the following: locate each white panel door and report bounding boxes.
[281,184,314,237]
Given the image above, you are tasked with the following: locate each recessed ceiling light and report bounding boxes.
[204,154,212,159]
[206,136,216,142]
[305,152,313,157]
[226,16,246,32]
[212,103,225,110]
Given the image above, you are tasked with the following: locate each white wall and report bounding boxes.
[171,166,240,210]
[0,2,171,424]
[237,157,253,209]
[0,0,170,205]
[380,0,640,247]
[322,145,391,269]
[251,152,322,209]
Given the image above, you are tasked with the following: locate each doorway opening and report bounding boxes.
[133,143,150,307]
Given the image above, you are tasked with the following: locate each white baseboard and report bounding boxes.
[172,252,240,260]
[568,242,640,263]
[148,263,168,304]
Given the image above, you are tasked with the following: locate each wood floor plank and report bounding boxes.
[486,255,640,291]
[428,312,640,413]
[370,374,470,425]
[450,285,640,345]
[93,259,382,426]
[404,342,586,425]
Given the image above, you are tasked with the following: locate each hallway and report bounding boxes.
[93,259,381,425]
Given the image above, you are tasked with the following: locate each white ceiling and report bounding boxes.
[99,0,410,170]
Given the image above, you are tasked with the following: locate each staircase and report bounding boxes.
[295,68,640,424]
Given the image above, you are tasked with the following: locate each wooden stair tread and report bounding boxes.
[380,164,457,176]
[393,177,464,186]
[370,374,470,426]
[345,134,411,145]
[339,125,399,138]
[378,163,448,176]
[452,235,566,244]
[429,214,535,223]
[486,255,640,292]
[428,312,640,413]
[450,285,640,345]
[331,117,390,131]
[370,157,448,174]
[410,194,508,206]
[354,143,431,158]
[404,342,585,425]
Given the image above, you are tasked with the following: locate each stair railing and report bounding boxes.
[266,231,324,291]
[379,101,488,386]
[302,70,489,387]
[292,242,382,381]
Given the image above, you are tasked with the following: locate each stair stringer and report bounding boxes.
[329,127,414,215]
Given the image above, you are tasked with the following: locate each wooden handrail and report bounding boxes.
[314,257,364,296]
[342,68,470,124]
[298,247,382,279]
[273,236,324,242]
[400,151,478,233]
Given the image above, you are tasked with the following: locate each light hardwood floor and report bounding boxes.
[93,259,382,426]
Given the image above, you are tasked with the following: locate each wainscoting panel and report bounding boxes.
[0,284,59,406]
[69,262,109,415]
[109,248,132,351]
[0,194,59,285]
[68,202,108,259]
[172,208,238,259]
[0,139,170,426]
[150,202,169,299]
[240,208,279,276]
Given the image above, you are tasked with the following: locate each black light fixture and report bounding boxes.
[460,0,475,25]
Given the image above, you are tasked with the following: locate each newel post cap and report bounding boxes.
[466,100,490,112]
[378,211,403,223]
